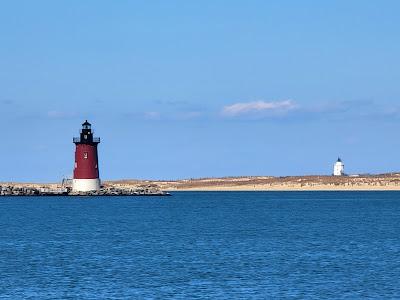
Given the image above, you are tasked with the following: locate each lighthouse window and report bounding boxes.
[84,152,88,159]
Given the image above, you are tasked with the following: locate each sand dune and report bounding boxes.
[5,174,400,192]
[108,174,400,191]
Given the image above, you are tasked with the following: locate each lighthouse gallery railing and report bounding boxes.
[73,137,100,143]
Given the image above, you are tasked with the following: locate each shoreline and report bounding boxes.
[3,174,400,193]
[110,174,400,192]
[166,187,400,192]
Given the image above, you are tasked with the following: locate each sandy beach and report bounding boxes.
[4,174,400,192]
[108,174,400,192]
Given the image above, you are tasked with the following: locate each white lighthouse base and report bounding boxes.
[72,178,101,192]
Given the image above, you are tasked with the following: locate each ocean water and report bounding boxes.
[1,192,400,299]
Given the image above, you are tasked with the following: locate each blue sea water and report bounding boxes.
[1,192,400,299]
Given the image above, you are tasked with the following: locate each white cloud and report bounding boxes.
[222,100,296,117]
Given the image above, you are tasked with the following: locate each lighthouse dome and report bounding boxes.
[82,120,91,129]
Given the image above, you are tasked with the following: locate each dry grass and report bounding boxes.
[105,174,400,191]
[4,174,400,191]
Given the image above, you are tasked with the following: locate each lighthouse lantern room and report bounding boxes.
[72,120,101,192]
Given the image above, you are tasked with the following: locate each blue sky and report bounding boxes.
[1,1,400,182]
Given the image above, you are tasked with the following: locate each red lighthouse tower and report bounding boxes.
[72,120,101,192]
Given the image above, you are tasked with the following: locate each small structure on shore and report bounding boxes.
[72,120,101,192]
[333,157,345,176]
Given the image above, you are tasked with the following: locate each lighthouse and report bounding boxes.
[72,120,101,192]
[333,157,345,176]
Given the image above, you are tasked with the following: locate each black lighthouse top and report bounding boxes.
[73,120,100,144]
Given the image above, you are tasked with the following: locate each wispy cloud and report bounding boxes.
[1,99,15,105]
[222,100,297,117]
[126,99,400,123]
[144,111,161,120]
[175,111,203,120]
[295,100,400,121]
[154,99,189,106]
[142,111,203,121]
[47,111,79,119]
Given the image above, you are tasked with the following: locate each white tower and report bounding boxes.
[333,157,345,176]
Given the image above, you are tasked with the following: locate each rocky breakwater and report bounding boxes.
[69,184,171,196]
[0,184,170,196]
[0,185,68,196]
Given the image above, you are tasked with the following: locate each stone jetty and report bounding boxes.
[70,185,171,196]
[0,184,170,197]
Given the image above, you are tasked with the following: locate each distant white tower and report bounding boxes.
[333,157,345,176]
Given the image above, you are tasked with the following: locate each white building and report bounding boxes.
[333,158,345,176]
